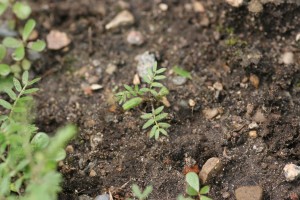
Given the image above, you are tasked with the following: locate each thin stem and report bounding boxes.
[9,83,27,119]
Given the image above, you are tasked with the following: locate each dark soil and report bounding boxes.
[30,0,300,199]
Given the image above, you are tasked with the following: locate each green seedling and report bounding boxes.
[127,184,153,200]
[0,71,76,199]
[116,62,171,140]
[173,65,192,79]
[177,172,212,200]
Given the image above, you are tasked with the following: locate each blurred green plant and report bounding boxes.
[127,184,153,200]
[173,65,192,80]
[0,0,46,79]
[0,71,77,199]
[177,172,212,200]
[115,62,171,140]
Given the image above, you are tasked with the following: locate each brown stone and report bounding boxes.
[199,157,223,183]
[235,186,263,200]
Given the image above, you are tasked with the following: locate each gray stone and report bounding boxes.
[235,186,263,200]
[127,30,144,45]
[79,195,93,200]
[94,194,110,200]
[283,163,300,181]
[135,51,156,78]
[172,76,187,86]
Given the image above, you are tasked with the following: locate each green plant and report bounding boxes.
[127,184,153,200]
[116,62,171,140]
[0,71,76,199]
[173,65,192,79]
[177,172,212,200]
[0,0,46,79]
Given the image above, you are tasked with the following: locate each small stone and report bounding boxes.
[253,109,267,123]
[105,10,135,30]
[225,0,243,7]
[79,195,93,200]
[280,52,294,65]
[106,63,117,75]
[94,194,110,200]
[89,169,97,177]
[235,186,263,200]
[193,1,205,13]
[249,130,257,138]
[222,192,230,199]
[161,96,171,107]
[246,104,254,116]
[250,74,259,89]
[65,145,74,154]
[127,30,144,45]
[199,157,223,183]
[213,82,223,91]
[135,51,156,78]
[90,84,103,90]
[46,30,71,50]
[159,3,168,11]
[203,108,219,119]
[172,76,187,86]
[248,122,259,129]
[90,133,103,150]
[296,33,300,41]
[248,0,263,13]
[133,74,141,85]
[188,99,196,107]
[283,164,300,181]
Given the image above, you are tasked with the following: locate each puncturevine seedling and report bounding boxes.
[127,184,153,200]
[0,71,77,199]
[116,62,171,140]
[177,172,212,200]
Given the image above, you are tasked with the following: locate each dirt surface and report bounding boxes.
[30,0,300,199]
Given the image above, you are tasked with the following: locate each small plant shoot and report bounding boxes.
[127,184,153,200]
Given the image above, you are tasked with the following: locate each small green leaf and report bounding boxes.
[158,87,169,96]
[13,2,31,20]
[156,68,167,74]
[22,19,36,41]
[149,125,157,138]
[158,122,171,129]
[0,44,6,61]
[186,185,198,196]
[142,75,151,84]
[153,61,157,72]
[124,84,133,92]
[149,89,158,97]
[154,129,160,140]
[154,106,164,115]
[132,184,142,197]
[139,88,150,93]
[28,77,41,86]
[0,99,12,109]
[22,71,29,85]
[186,172,200,193]
[31,132,50,150]
[13,78,22,92]
[154,75,166,80]
[21,59,31,70]
[53,148,66,161]
[28,40,46,52]
[122,97,143,110]
[160,128,168,136]
[155,113,168,121]
[0,64,10,76]
[200,186,210,195]
[173,65,192,79]
[3,37,22,48]
[4,88,16,100]
[177,194,194,200]
[142,118,155,129]
[200,195,212,200]
[23,88,39,94]
[12,45,25,61]
[141,113,152,119]
[0,1,8,16]
[151,82,163,88]
[141,185,153,198]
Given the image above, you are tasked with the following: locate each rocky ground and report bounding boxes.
[29,0,300,199]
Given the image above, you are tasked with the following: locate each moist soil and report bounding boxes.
[29,0,300,199]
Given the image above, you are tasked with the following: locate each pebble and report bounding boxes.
[188,99,196,107]
[225,0,243,7]
[94,194,110,200]
[159,3,168,11]
[135,51,156,78]
[133,74,141,85]
[280,52,294,65]
[46,30,71,50]
[127,30,144,45]
[248,0,263,13]
[90,133,103,150]
[235,186,263,200]
[249,130,257,139]
[65,145,74,154]
[79,195,93,200]
[90,84,103,91]
[199,157,223,183]
[89,169,97,177]
[253,109,267,123]
[296,33,300,41]
[250,74,259,89]
[105,10,134,30]
[203,108,219,119]
[193,1,205,13]
[172,76,187,85]
[213,82,223,91]
[106,63,117,75]
[283,164,300,181]
[222,192,230,199]
[248,122,259,129]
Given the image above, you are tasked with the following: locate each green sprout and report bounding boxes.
[127,184,153,200]
[116,62,171,140]
[173,65,192,79]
